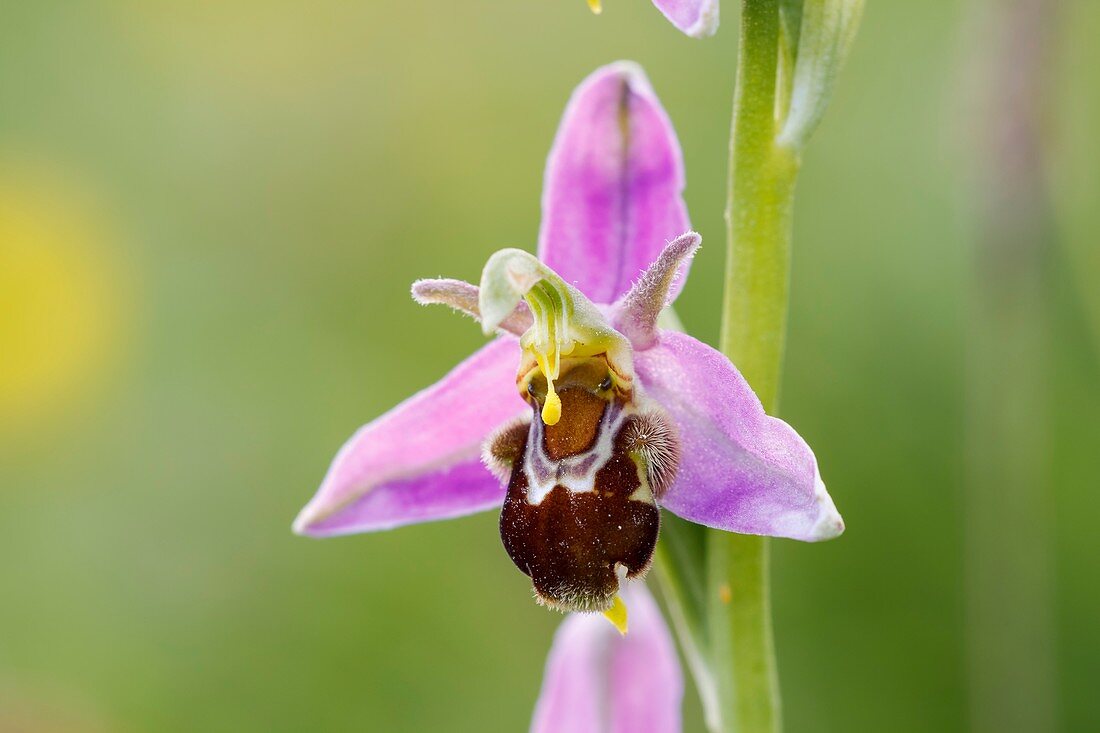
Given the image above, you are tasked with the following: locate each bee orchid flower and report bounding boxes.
[293,57,840,658]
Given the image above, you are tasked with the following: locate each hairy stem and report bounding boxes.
[709,2,800,732]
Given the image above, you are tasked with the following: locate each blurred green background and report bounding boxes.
[1,1,1098,731]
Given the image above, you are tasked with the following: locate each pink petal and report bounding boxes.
[613,231,701,350]
[635,332,844,542]
[651,0,720,38]
[411,278,533,336]
[531,584,682,733]
[293,338,527,536]
[538,62,691,306]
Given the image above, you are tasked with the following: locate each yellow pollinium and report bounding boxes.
[542,390,562,426]
[481,248,630,429]
[533,352,562,426]
[587,0,603,14]
[602,594,628,636]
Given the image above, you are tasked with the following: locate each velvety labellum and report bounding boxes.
[497,361,675,613]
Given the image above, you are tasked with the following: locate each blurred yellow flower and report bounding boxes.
[0,165,127,433]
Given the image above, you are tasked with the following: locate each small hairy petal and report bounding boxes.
[622,410,681,501]
[293,338,527,536]
[411,278,533,336]
[482,416,531,484]
[635,331,844,542]
[539,62,691,305]
[613,232,701,350]
[651,0,720,38]
[530,583,683,733]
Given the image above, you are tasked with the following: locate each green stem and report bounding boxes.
[710,2,801,732]
[721,2,798,408]
[707,534,779,733]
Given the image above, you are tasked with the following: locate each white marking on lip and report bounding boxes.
[522,402,635,506]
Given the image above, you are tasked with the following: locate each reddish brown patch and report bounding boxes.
[542,388,607,460]
[499,423,659,612]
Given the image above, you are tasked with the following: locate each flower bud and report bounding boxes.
[777,0,865,151]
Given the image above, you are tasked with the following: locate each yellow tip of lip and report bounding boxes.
[602,595,628,636]
[587,0,603,14]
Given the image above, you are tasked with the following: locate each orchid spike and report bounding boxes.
[294,62,843,727]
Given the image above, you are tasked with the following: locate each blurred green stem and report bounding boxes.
[965,0,1057,730]
[711,2,800,732]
